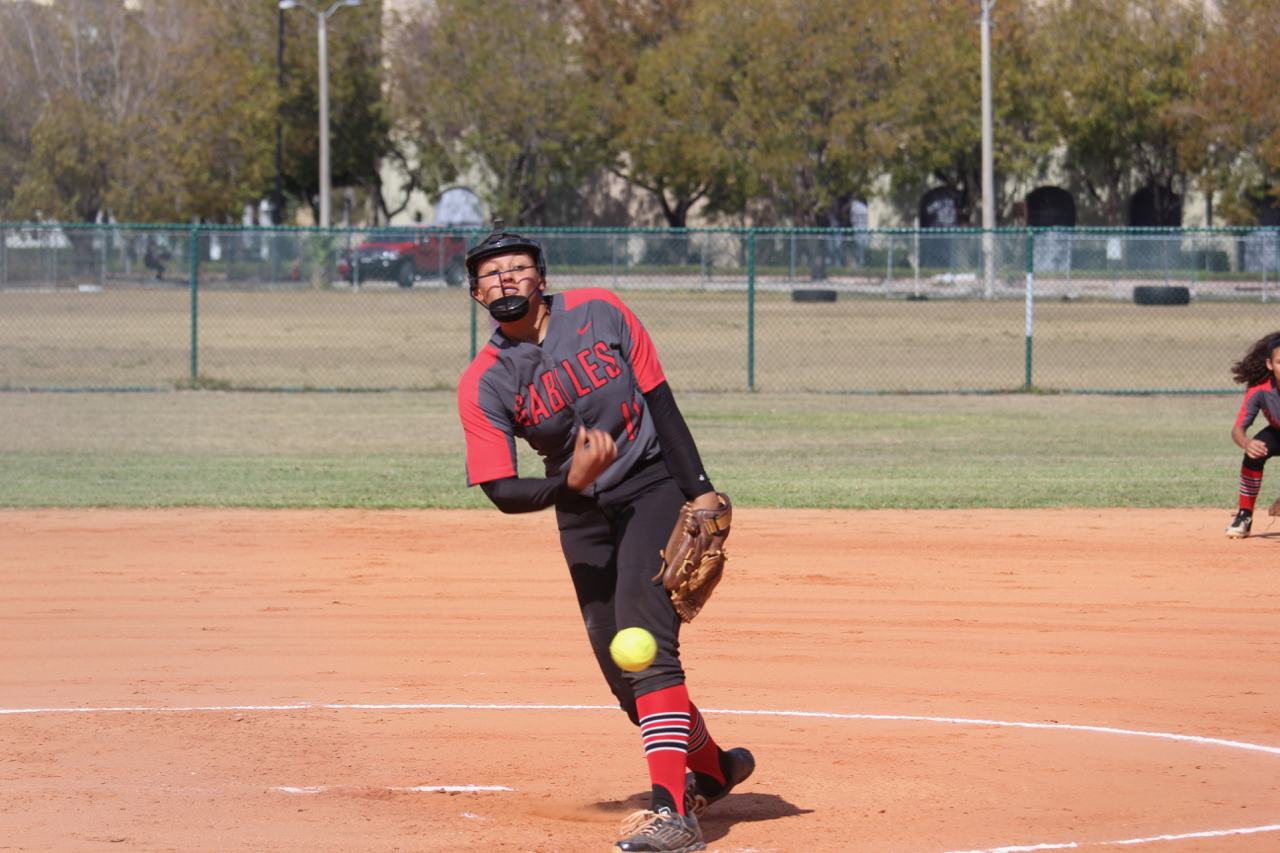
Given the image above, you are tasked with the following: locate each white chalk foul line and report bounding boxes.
[4,701,1278,853]
[937,823,1280,853]
[14,703,1272,759]
[699,709,1280,758]
[276,785,513,794]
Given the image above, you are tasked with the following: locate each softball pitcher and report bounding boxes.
[456,222,753,853]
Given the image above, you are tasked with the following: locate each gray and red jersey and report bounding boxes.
[1236,376,1280,431]
[458,288,665,494]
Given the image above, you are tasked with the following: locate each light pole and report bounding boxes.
[980,0,996,297]
[279,0,361,229]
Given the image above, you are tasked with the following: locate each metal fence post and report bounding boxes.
[983,228,995,298]
[1025,229,1034,390]
[700,236,707,290]
[470,293,477,361]
[1264,234,1271,304]
[886,233,893,294]
[912,223,920,297]
[747,229,756,392]
[470,228,485,359]
[190,226,200,383]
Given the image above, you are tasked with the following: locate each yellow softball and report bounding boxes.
[609,627,657,672]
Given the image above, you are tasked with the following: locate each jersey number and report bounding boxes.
[620,400,643,441]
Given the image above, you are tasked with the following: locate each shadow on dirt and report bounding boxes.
[584,790,811,840]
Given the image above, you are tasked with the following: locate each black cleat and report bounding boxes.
[612,808,705,853]
[1226,508,1253,539]
[684,746,755,817]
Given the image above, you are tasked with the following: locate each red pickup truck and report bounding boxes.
[338,226,469,287]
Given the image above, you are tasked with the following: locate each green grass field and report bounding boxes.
[0,390,1249,510]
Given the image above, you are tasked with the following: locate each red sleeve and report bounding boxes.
[560,288,666,392]
[457,346,517,485]
[1236,384,1264,430]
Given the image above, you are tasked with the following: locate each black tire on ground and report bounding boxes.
[792,289,837,303]
[396,261,415,288]
[1133,285,1190,305]
[444,256,466,287]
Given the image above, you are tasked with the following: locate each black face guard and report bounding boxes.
[484,294,531,323]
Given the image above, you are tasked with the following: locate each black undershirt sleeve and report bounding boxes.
[479,471,571,514]
[643,380,716,500]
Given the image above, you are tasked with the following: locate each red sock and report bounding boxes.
[1240,466,1263,511]
[685,702,725,785]
[635,684,691,814]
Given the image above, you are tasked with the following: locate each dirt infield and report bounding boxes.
[2,508,1277,853]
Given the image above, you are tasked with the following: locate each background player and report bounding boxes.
[1226,330,1280,538]
[455,222,753,853]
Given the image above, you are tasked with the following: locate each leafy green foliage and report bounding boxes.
[0,0,386,225]
[0,1,278,222]
[386,0,606,226]
[1191,0,1280,225]
[278,0,389,223]
[892,0,1056,225]
[728,0,910,227]
[608,0,752,226]
[0,0,1269,232]
[1036,0,1206,226]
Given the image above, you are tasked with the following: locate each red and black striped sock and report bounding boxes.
[685,702,727,795]
[635,684,691,815]
[1240,466,1263,512]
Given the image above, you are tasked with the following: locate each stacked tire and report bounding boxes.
[1133,286,1190,305]
[791,289,837,303]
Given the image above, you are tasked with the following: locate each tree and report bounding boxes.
[0,3,44,216]
[574,0,717,226]
[891,0,1057,226]
[1,0,139,222]
[1190,0,1280,224]
[0,0,388,225]
[728,0,913,228]
[278,0,389,224]
[1037,0,1205,226]
[386,0,605,226]
[121,1,280,222]
[1,0,281,223]
[606,0,752,227]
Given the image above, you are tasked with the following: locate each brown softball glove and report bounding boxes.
[655,492,732,623]
[1269,496,1280,518]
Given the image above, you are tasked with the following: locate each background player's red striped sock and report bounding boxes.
[635,684,691,814]
[1240,466,1263,511]
[685,702,726,786]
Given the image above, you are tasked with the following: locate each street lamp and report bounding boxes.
[279,0,361,229]
[980,0,996,297]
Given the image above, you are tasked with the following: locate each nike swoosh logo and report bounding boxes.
[577,321,592,334]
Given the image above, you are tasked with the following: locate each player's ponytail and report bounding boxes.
[1231,331,1280,386]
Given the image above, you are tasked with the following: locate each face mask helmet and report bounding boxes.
[465,219,547,323]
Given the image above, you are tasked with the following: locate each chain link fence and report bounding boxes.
[3,223,1278,392]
